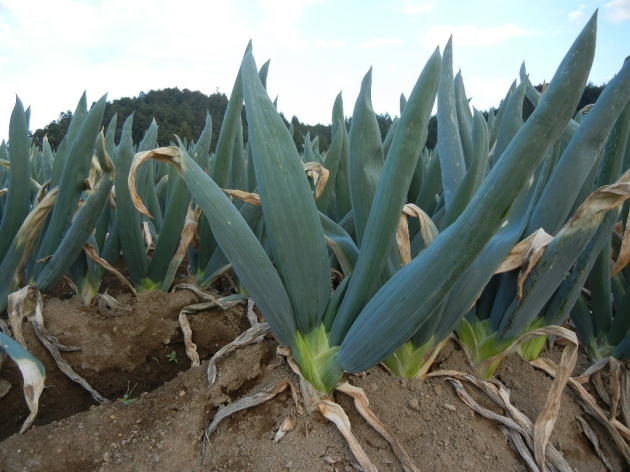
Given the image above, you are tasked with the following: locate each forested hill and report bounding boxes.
[32,88,230,149]
[32,83,604,153]
[32,86,392,152]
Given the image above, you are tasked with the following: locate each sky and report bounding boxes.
[0,0,629,142]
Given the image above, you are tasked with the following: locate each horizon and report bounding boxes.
[1,0,629,141]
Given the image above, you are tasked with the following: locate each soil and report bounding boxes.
[0,286,627,472]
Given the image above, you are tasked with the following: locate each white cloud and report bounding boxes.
[255,0,321,50]
[400,0,434,15]
[568,4,586,21]
[604,0,630,22]
[0,0,250,135]
[423,24,528,48]
[0,0,248,68]
[360,37,404,49]
[314,39,346,49]
[464,76,516,111]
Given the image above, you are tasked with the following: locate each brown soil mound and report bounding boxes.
[0,289,625,471]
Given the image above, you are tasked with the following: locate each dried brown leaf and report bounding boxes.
[501,426,540,472]
[161,206,200,289]
[34,181,50,204]
[304,162,330,199]
[530,327,577,469]
[445,378,530,440]
[14,189,58,269]
[5,287,46,433]
[592,371,612,406]
[492,229,553,299]
[9,287,109,405]
[576,416,616,472]
[531,358,630,462]
[96,292,133,314]
[318,399,378,472]
[172,284,241,310]
[609,358,622,422]
[178,310,200,367]
[142,221,153,251]
[129,147,182,218]
[413,337,450,380]
[276,345,320,414]
[403,203,438,247]
[559,169,630,238]
[33,319,109,404]
[428,326,578,472]
[575,357,610,382]
[395,203,438,265]
[612,210,630,276]
[223,188,261,205]
[175,282,244,364]
[495,229,553,274]
[396,211,412,265]
[84,244,137,296]
[337,382,420,472]
[246,298,259,327]
[205,381,292,437]
[322,455,342,465]
[7,286,31,346]
[273,413,297,443]
[431,371,575,470]
[207,322,270,387]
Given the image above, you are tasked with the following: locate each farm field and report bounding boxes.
[1,11,629,471]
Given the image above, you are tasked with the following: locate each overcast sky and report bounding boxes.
[1,0,629,142]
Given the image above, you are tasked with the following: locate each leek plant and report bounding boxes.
[382,37,492,378]
[570,101,630,361]
[455,55,630,376]
[0,98,32,268]
[0,98,49,311]
[571,225,630,362]
[0,328,45,433]
[187,61,250,287]
[0,95,114,431]
[131,12,599,393]
[107,108,221,292]
[113,114,194,291]
[0,99,47,433]
[131,42,442,392]
[0,93,122,313]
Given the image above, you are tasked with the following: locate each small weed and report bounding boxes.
[120,382,137,406]
[166,350,178,363]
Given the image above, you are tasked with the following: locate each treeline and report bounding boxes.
[32,88,229,149]
[30,88,401,152]
[32,83,605,153]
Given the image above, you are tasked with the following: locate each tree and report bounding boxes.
[32,111,73,148]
